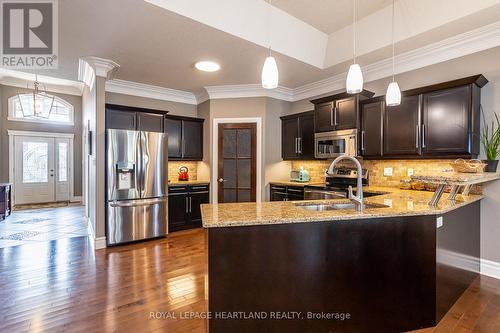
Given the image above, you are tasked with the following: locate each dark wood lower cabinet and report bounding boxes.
[270,184,304,201]
[208,202,480,333]
[0,184,12,221]
[168,184,209,232]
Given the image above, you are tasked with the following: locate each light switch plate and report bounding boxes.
[383,167,393,176]
[436,216,443,228]
[407,168,414,176]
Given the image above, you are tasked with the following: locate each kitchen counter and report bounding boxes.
[168,180,210,185]
[411,171,500,185]
[201,186,482,228]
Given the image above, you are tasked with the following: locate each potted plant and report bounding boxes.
[481,109,500,172]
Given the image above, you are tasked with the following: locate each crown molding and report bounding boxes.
[0,68,84,96]
[195,89,210,104]
[105,79,198,105]
[79,56,120,80]
[204,84,295,102]
[293,20,500,101]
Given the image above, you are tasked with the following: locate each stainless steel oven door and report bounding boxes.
[314,130,357,159]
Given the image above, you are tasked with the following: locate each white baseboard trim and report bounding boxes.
[86,217,107,250]
[480,259,500,279]
[71,196,83,203]
[94,237,107,250]
[437,249,479,273]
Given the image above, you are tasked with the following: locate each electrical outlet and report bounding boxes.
[383,167,393,176]
[407,168,414,176]
[436,216,443,228]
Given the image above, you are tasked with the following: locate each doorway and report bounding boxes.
[217,123,257,203]
[9,132,73,205]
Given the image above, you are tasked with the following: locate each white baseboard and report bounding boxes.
[481,259,500,279]
[71,196,83,203]
[86,217,107,250]
[95,237,107,250]
[437,249,479,273]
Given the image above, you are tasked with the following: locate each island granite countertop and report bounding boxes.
[201,186,482,228]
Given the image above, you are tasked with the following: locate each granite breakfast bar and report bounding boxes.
[202,187,482,333]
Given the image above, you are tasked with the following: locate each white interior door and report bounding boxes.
[14,136,55,205]
[55,138,70,201]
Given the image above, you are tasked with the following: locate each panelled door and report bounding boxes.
[218,123,257,203]
[14,136,71,205]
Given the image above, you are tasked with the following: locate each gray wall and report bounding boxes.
[105,92,198,117]
[0,84,83,197]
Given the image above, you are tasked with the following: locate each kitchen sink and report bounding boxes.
[295,202,390,211]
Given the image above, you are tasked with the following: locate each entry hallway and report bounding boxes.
[0,228,499,333]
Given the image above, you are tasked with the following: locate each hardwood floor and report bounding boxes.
[0,228,499,333]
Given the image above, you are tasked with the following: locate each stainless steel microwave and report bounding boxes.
[314,129,358,159]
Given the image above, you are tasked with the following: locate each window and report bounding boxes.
[22,142,49,183]
[8,94,74,125]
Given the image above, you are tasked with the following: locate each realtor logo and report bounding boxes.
[1,0,58,69]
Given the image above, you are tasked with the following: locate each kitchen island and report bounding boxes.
[202,187,482,333]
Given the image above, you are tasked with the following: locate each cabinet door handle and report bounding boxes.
[298,138,302,154]
[189,197,192,213]
[185,197,189,213]
[422,124,426,148]
[416,125,420,148]
[334,106,338,126]
[295,138,298,154]
[330,105,334,126]
[361,131,365,151]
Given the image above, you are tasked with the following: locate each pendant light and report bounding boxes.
[17,75,54,119]
[386,0,401,106]
[346,0,363,94]
[261,0,279,89]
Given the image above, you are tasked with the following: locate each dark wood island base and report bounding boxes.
[207,201,480,333]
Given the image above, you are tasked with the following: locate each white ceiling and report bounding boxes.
[6,0,500,100]
[272,0,393,34]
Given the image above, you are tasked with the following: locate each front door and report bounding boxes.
[218,123,256,203]
[14,136,70,205]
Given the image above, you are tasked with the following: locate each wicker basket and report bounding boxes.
[450,159,486,173]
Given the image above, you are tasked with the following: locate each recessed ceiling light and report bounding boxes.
[195,61,220,72]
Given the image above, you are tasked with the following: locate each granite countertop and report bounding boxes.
[411,172,500,185]
[168,180,210,185]
[269,181,325,187]
[201,186,482,228]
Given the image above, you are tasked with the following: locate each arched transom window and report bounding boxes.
[8,94,74,125]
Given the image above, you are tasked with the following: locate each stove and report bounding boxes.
[304,168,369,200]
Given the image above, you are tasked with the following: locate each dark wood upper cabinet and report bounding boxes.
[311,90,375,133]
[384,95,421,156]
[137,112,164,132]
[182,119,204,160]
[335,97,357,130]
[280,111,315,160]
[106,109,137,130]
[165,116,204,161]
[360,99,384,157]
[361,74,487,160]
[106,104,167,132]
[422,85,471,155]
[164,117,182,158]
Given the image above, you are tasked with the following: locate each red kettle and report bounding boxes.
[178,166,189,181]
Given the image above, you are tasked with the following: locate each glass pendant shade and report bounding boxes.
[261,56,279,89]
[17,91,54,118]
[346,63,363,94]
[386,81,401,106]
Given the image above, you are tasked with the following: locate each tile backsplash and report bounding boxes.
[291,159,456,187]
[168,161,198,181]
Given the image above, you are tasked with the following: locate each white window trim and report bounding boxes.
[7,94,75,126]
[8,130,76,205]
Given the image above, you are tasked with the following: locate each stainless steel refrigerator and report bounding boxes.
[106,129,168,245]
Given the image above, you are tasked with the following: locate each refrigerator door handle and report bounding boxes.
[136,131,143,197]
[141,131,150,198]
[109,197,168,208]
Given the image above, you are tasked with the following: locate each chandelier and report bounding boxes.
[17,76,55,119]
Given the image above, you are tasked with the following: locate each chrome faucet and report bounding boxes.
[327,155,364,212]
